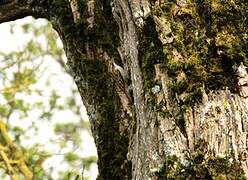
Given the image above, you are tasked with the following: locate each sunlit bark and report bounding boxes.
[0,0,247,179]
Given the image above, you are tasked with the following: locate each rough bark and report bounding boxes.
[0,0,247,179]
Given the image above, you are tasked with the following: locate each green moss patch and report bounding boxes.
[155,141,245,180]
[152,0,247,105]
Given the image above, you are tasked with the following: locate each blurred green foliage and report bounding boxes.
[0,18,97,179]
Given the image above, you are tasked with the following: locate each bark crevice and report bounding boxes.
[0,0,247,179]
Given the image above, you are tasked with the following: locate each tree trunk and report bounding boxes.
[0,0,247,179]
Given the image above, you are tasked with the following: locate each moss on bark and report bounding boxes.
[155,140,245,179]
[152,0,247,106]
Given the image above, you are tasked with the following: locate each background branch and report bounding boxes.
[0,1,48,24]
[0,1,32,23]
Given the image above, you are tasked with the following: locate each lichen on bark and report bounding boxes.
[153,0,247,104]
[150,0,248,178]
[0,0,248,179]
